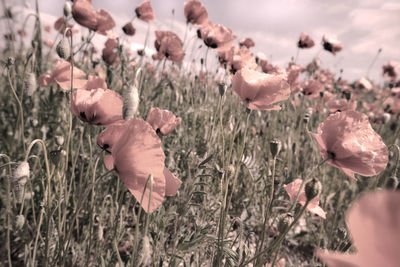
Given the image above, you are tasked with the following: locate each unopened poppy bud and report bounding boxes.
[15,215,25,230]
[303,107,313,123]
[270,139,282,158]
[277,213,294,234]
[11,161,30,203]
[25,72,37,96]
[305,178,322,201]
[337,227,347,240]
[6,56,14,67]
[218,82,226,97]
[63,1,72,17]
[382,113,391,124]
[55,135,65,146]
[344,91,352,100]
[56,38,70,59]
[385,175,398,190]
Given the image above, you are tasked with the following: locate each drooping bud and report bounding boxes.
[303,107,313,123]
[217,82,226,97]
[277,213,294,234]
[11,161,30,203]
[55,135,65,146]
[56,38,70,59]
[270,139,282,158]
[25,72,37,96]
[305,178,322,201]
[63,1,72,17]
[123,68,141,120]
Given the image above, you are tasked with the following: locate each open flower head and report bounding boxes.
[71,88,123,126]
[298,32,315,48]
[232,67,291,110]
[284,179,326,219]
[154,31,185,63]
[311,110,388,179]
[316,190,400,267]
[184,0,208,26]
[135,1,155,22]
[38,61,87,91]
[322,34,343,55]
[200,21,236,52]
[146,107,182,135]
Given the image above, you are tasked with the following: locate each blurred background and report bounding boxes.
[4,0,400,82]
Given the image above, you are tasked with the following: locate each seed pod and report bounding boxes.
[277,213,294,234]
[305,178,322,201]
[270,139,282,158]
[25,72,37,96]
[56,38,70,59]
[63,1,72,17]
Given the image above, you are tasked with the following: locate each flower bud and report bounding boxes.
[277,213,294,234]
[56,135,65,146]
[382,113,391,124]
[63,1,72,17]
[11,161,30,203]
[270,139,282,158]
[6,56,14,67]
[15,215,25,230]
[218,82,226,97]
[305,178,322,201]
[25,72,37,96]
[303,107,313,123]
[56,38,70,59]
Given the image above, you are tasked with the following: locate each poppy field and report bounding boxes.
[0,1,399,266]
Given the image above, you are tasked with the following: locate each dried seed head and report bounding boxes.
[56,38,70,59]
[25,72,37,96]
[270,139,282,158]
[277,213,294,234]
[305,178,322,201]
[63,1,72,17]
[15,215,25,230]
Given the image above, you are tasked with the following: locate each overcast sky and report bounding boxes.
[8,0,400,83]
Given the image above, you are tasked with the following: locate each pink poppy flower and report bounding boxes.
[311,110,388,179]
[232,67,291,110]
[135,1,155,22]
[239,38,255,48]
[382,61,399,81]
[122,22,136,36]
[286,63,303,91]
[184,0,208,26]
[111,118,181,212]
[230,46,257,74]
[355,77,373,91]
[97,120,128,152]
[297,32,315,48]
[154,31,185,63]
[72,0,115,35]
[322,34,343,55]
[302,79,324,98]
[102,38,119,66]
[54,17,74,36]
[84,75,107,90]
[70,88,123,125]
[284,179,326,218]
[316,190,400,267]
[199,21,236,52]
[218,47,234,66]
[146,107,182,135]
[326,99,357,113]
[38,61,87,91]
[382,97,400,114]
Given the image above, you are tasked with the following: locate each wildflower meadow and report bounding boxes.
[0,0,399,266]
